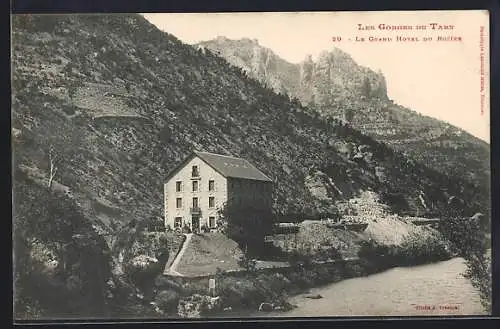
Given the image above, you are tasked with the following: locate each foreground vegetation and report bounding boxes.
[13,170,170,319]
[439,214,491,312]
[357,229,452,267]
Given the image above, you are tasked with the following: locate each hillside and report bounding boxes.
[11,14,489,318]
[12,14,488,223]
[196,38,490,188]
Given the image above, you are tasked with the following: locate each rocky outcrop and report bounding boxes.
[196,37,489,189]
[196,37,300,97]
[177,294,221,318]
[127,255,159,274]
[197,39,388,109]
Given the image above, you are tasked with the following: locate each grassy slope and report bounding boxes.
[176,233,244,276]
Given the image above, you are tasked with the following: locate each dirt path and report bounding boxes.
[164,233,193,276]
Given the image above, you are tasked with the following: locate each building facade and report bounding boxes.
[164,151,273,233]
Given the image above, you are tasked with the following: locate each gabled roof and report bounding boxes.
[165,151,273,183]
[195,151,273,182]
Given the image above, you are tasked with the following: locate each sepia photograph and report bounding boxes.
[11,10,491,320]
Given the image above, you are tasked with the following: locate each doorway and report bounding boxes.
[191,216,200,233]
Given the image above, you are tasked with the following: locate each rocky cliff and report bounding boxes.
[196,38,490,188]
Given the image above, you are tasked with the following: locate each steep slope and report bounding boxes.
[197,37,301,96]
[196,38,490,188]
[11,14,487,229]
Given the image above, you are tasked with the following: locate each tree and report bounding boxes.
[44,123,84,189]
[47,144,60,189]
[217,202,275,254]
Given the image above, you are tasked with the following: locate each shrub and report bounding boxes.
[357,239,390,260]
[357,232,452,267]
[396,231,451,265]
[217,202,275,253]
[143,217,164,232]
[200,224,210,233]
[287,250,312,268]
[182,225,191,234]
[439,215,491,312]
[315,247,342,262]
[238,254,257,272]
[155,290,180,313]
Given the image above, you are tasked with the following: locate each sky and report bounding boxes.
[143,11,490,142]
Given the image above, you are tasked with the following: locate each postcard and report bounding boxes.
[12,10,490,320]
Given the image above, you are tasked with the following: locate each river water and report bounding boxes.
[227,257,488,317]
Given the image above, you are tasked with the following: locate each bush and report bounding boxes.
[287,250,312,268]
[315,247,342,262]
[357,232,452,267]
[396,231,451,265]
[217,202,275,252]
[357,239,390,260]
[143,217,164,232]
[155,290,180,313]
[439,215,491,312]
[182,225,191,234]
[201,224,210,233]
[238,254,257,272]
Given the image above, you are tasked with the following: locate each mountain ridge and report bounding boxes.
[195,37,490,188]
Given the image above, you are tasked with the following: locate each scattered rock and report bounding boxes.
[128,255,159,271]
[177,294,221,318]
[149,301,162,314]
[358,144,370,153]
[12,127,22,138]
[258,302,274,312]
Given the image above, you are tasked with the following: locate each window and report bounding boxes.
[176,181,182,192]
[209,196,215,208]
[192,197,198,208]
[209,216,216,228]
[192,165,199,177]
[174,217,182,228]
[192,180,198,192]
[176,198,182,208]
[209,180,215,191]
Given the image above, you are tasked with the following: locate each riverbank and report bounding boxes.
[150,195,457,317]
[241,257,487,317]
[152,252,453,318]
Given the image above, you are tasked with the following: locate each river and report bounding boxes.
[223,257,487,317]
